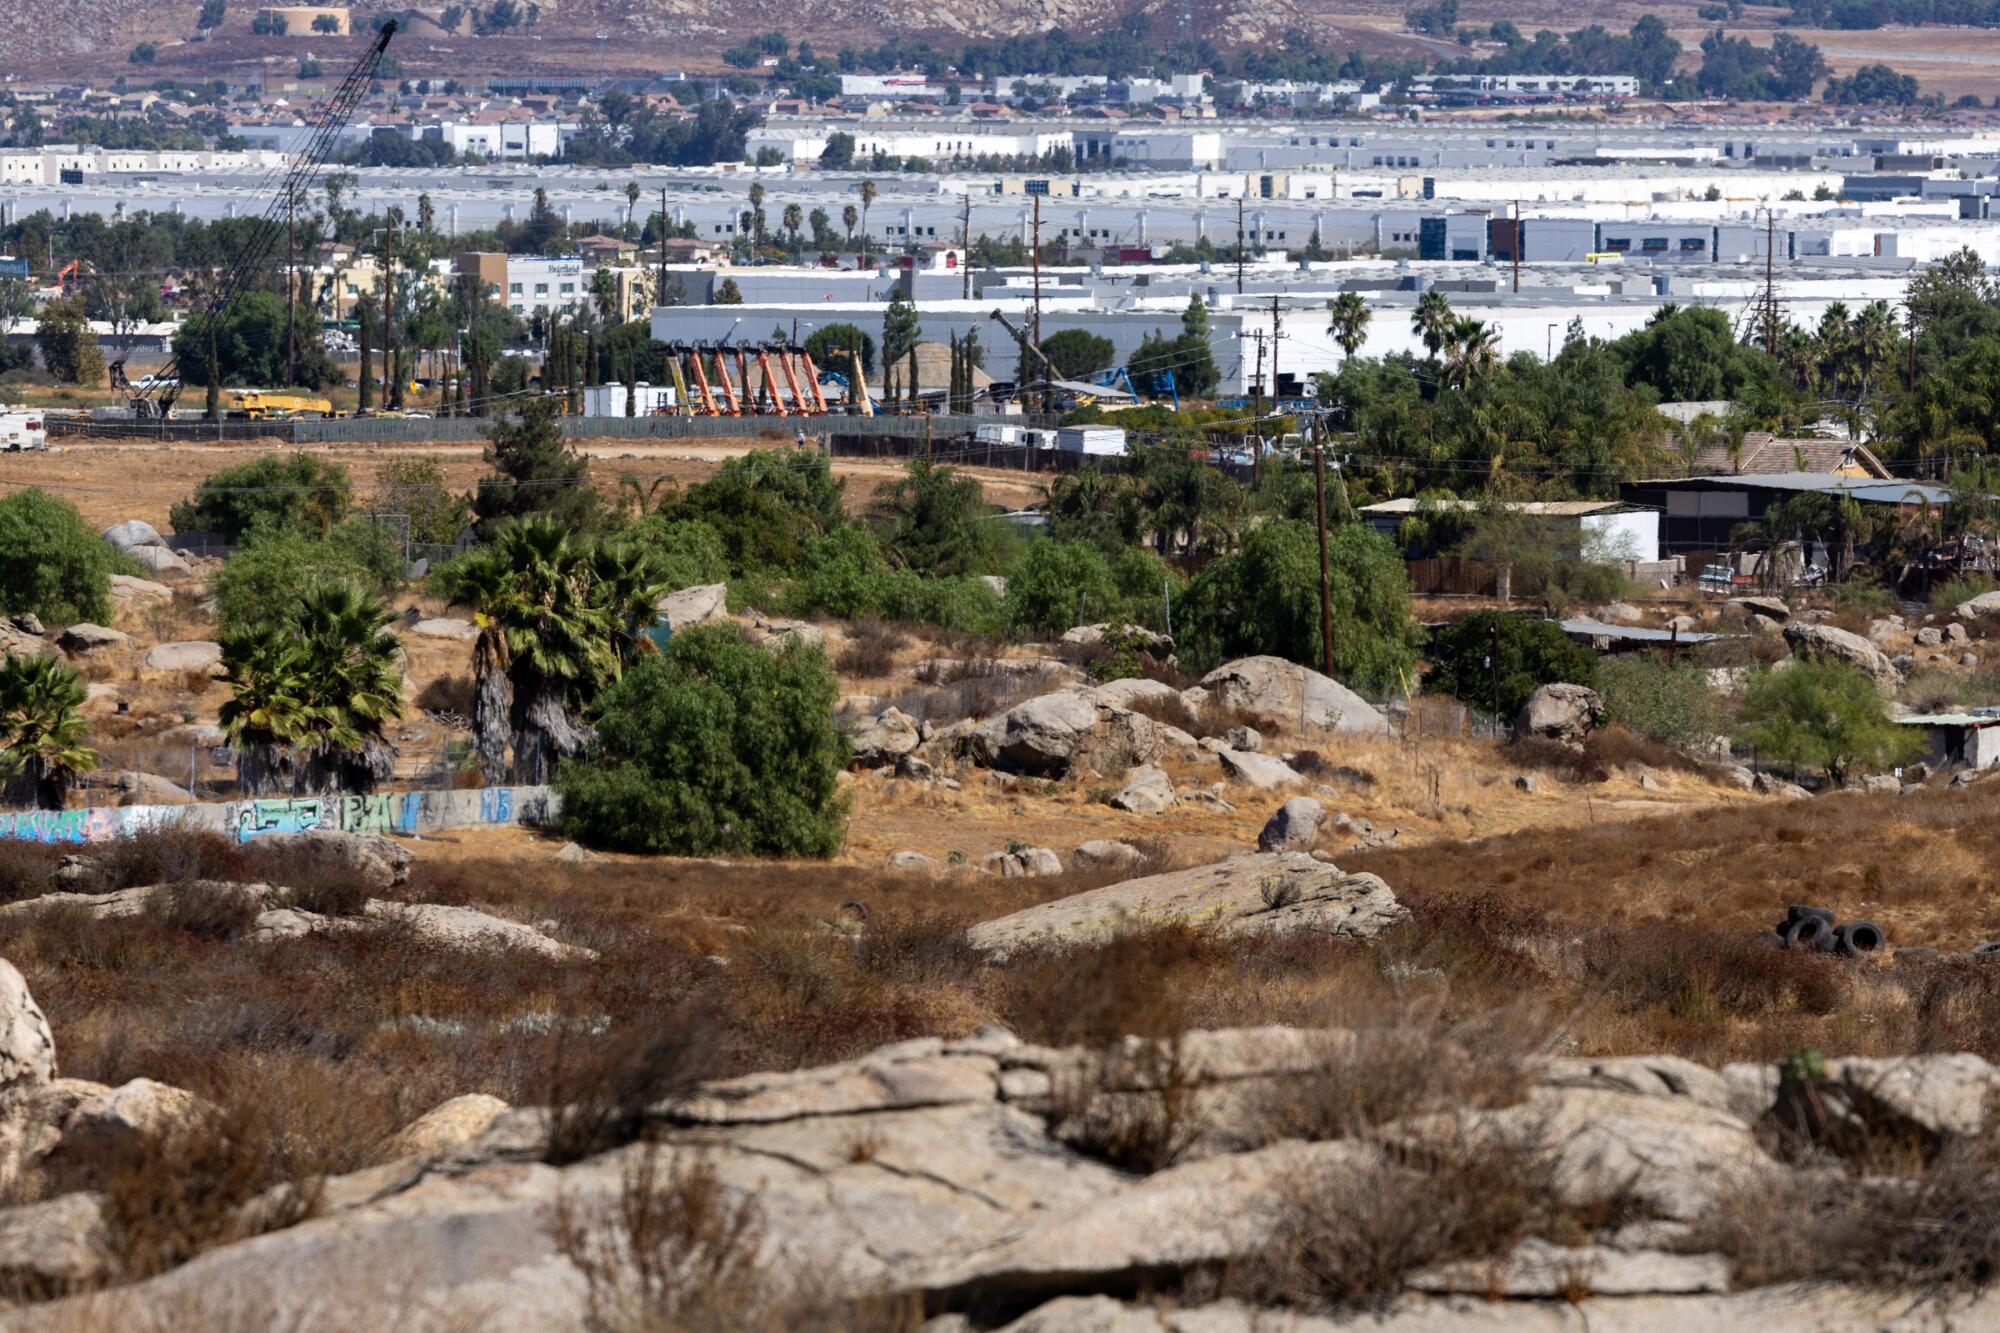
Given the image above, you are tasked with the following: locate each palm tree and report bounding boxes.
[1850,300,1898,400]
[218,583,403,797]
[858,180,877,267]
[841,203,858,253]
[748,182,767,245]
[1327,291,1371,361]
[808,207,829,251]
[590,267,620,324]
[1412,289,1453,359]
[1442,316,1499,390]
[624,180,641,234]
[0,655,97,811]
[438,519,670,785]
[782,203,803,255]
[1817,301,1853,400]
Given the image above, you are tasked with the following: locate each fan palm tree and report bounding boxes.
[858,180,877,267]
[624,180,641,233]
[1327,292,1371,361]
[782,203,803,255]
[1817,301,1853,399]
[219,583,403,797]
[1850,300,1898,400]
[0,655,98,811]
[841,203,858,252]
[440,519,672,785]
[1442,316,1499,390]
[1412,289,1453,359]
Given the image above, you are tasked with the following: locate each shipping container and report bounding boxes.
[1056,426,1127,456]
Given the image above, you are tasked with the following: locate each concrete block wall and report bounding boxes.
[0,786,559,846]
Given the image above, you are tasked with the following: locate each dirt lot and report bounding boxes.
[0,438,1050,534]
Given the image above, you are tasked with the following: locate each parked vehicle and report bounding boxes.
[0,407,45,451]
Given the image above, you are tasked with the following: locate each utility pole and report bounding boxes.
[959,193,972,301]
[1269,292,1281,401]
[1235,195,1245,295]
[284,188,297,388]
[658,186,669,310]
[1511,199,1521,295]
[1312,413,1334,679]
[1760,208,1778,358]
[1250,329,1265,486]
[383,221,399,409]
[1031,193,1047,413]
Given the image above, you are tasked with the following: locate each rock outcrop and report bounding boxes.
[966,853,1408,958]
[1196,656,1387,735]
[1783,622,1904,690]
[0,960,54,1092]
[1516,683,1603,746]
[969,692,1163,778]
[656,582,728,629]
[1256,797,1325,852]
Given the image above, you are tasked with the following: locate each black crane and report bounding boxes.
[131,21,397,419]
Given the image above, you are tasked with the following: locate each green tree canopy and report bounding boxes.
[170,452,353,543]
[1041,329,1116,380]
[0,489,131,626]
[1180,520,1419,696]
[1738,661,1922,781]
[1423,611,1597,722]
[556,624,848,856]
[172,290,339,390]
[472,396,603,532]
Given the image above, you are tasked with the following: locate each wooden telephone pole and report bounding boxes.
[1235,196,1245,295]
[1031,193,1047,412]
[959,193,972,301]
[658,186,670,309]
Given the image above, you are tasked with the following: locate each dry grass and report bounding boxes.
[832,617,909,679]
[1046,1035,1204,1175]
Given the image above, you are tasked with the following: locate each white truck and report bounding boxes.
[1055,425,1127,457]
[0,407,45,452]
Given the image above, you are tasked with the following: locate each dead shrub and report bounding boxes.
[1583,725,1716,777]
[994,923,1212,1046]
[1126,692,1202,734]
[850,912,981,988]
[834,617,909,679]
[1250,1000,1544,1145]
[239,839,375,917]
[541,1014,715,1166]
[415,674,476,716]
[179,669,213,699]
[144,881,261,942]
[1500,735,1609,783]
[1581,922,1850,1026]
[554,1143,925,1333]
[1229,1121,1579,1312]
[1129,689,1283,741]
[89,825,247,892]
[0,841,56,905]
[99,1100,320,1281]
[1046,1035,1203,1175]
[1693,1126,2000,1294]
[555,1144,765,1333]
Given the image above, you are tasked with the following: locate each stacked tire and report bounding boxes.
[1764,905,1883,957]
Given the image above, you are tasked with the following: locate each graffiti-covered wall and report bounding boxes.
[0,786,558,846]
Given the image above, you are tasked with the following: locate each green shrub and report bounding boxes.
[0,489,135,625]
[782,525,892,621]
[169,452,353,543]
[1180,521,1420,697]
[625,517,728,592]
[1598,657,1724,747]
[1425,611,1597,722]
[557,625,848,857]
[1738,661,1924,781]
[660,447,845,574]
[1933,575,2000,612]
[1005,540,1117,638]
[211,523,402,634]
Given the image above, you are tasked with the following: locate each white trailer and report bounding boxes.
[1056,425,1127,456]
[580,383,679,417]
[974,423,1025,446]
[0,408,45,451]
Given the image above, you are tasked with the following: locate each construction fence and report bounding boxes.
[48,413,1064,447]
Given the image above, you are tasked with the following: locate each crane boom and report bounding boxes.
[988,309,1057,379]
[137,21,398,418]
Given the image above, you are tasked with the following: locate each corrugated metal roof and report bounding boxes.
[1360,498,1636,516]
[1644,473,1954,504]
[1560,617,1720,644]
